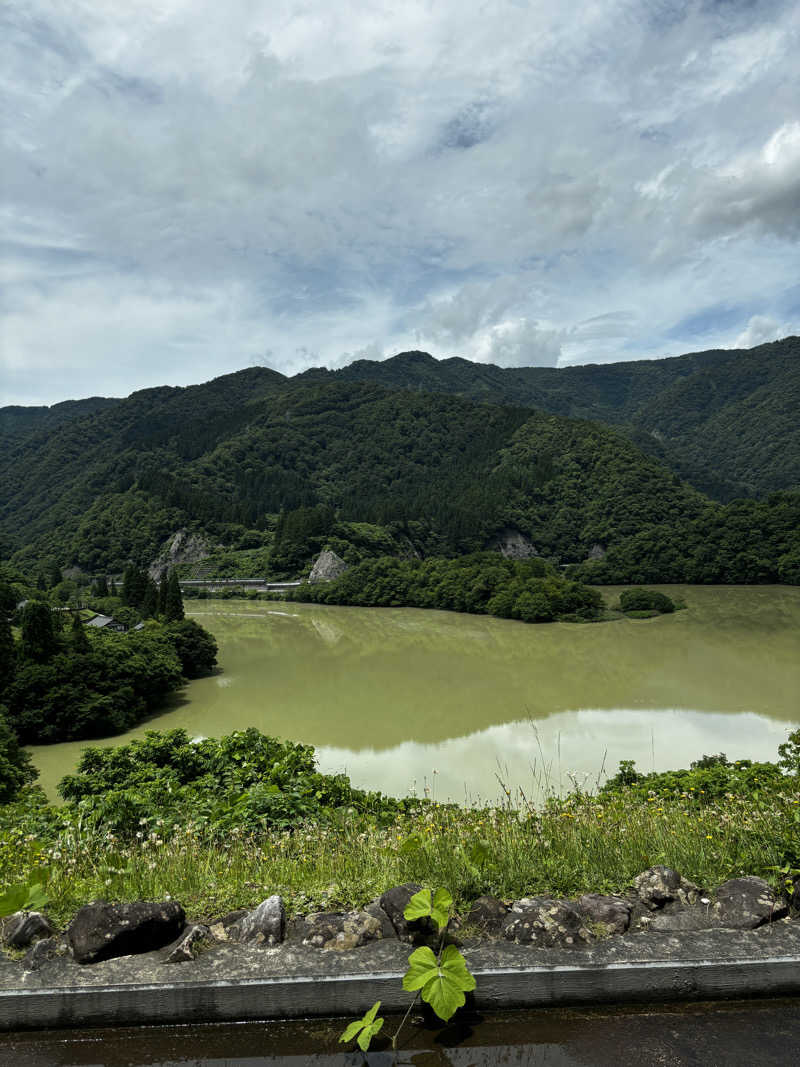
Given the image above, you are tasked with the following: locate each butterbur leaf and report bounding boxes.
[430,888,452,931]
[0,870,50,919]
[404,887,432,922]
[403,945,476,1022]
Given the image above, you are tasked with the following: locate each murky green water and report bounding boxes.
[29,586,800,803]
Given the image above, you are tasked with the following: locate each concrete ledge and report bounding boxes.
[4,954,800,1031]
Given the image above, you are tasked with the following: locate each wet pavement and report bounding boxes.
[2,998,799,1066]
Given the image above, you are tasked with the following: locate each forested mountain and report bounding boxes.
[0,396,120,446]
[1,341,798,586]
[1,372,709,574]
[301,337,800,500]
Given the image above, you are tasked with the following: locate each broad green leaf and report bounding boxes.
[339,1019,364,1044]
[25,884,49,912]
[339,1001,384,1051]
[362,1000,381,1026]
[0,871,50,918]
[430,888,453,931]
[0,885,27,918]
[357,1017,383,1051]
[402,945,440,992]
[404,945,476,1022]
[403,887,432,922]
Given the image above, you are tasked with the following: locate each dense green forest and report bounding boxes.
[1,341,798,588]
[572,492,800,585]
[306,337,800,500]
[289,553,603,622]
[0,376,711,574]
[0,576,217,746]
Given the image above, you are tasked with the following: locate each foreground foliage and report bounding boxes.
[0,728,797,929]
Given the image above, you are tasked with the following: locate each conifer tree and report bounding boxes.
[71,611,90,653]
[0,616,15,696]
[164,570,185,622]
[158,573,168,615]
[20,601,58,662]
[141,579,158,619]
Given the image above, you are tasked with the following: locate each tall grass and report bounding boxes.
[5,782,797,927]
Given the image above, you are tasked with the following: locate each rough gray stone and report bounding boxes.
[2,911,54,949]
[308,550,349,584]
[576,894,631,935]
[486,527,538,560]
[163,924,211,964]
[713,877,788,929]
[633,867,701,909]
[646,907,713,933]
[363,900,397,940]
[237,895,285,946]
[466,896,509,934]
[502,898,595,947]
[149,529,214,580]
[298,910,386,951]
[68,901,186,964]
[22,935,68,972]
[379,883,431,942]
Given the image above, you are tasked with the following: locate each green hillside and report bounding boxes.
[2,344,798,587]
[302,337,800,500]
[1,375,708,576]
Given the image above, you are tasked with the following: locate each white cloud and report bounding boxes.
[733,314,790,349]
[1,0,799,402]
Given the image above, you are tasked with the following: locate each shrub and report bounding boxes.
[619,588,675,614]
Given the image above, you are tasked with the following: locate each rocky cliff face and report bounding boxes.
[309,549,349,583]
[149,530,215,580]
[486,527,538,560]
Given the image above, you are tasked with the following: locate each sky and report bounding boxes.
[2,1,799,406]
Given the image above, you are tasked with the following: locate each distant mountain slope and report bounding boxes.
[0,396,121,445]
[301,337,800,499]
[0,372,708,574]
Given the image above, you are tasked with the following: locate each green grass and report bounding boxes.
[4,783,797,928]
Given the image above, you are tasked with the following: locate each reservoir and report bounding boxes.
[29,586,800,803]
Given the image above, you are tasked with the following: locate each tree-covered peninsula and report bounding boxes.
[0,574,217,746]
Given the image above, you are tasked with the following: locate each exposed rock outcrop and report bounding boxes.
[486,527,538,560]
[308,549,349,584]
[149,529,215,581]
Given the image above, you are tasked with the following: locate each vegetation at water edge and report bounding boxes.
[1,726,797,929]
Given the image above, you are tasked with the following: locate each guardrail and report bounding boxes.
[179,578,302,590]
